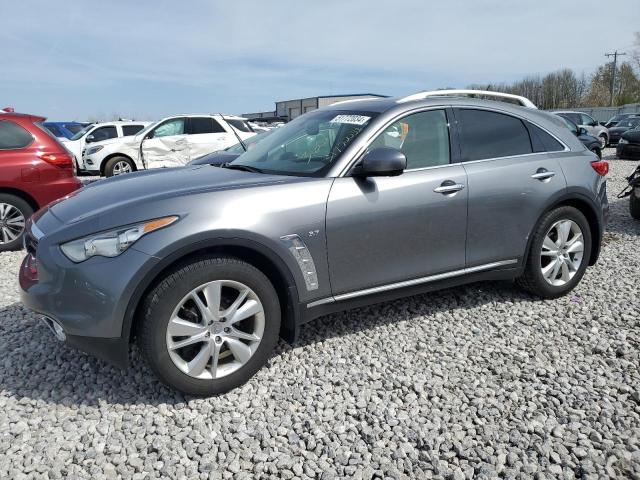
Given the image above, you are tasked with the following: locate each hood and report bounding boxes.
[609,126,632,134]
[188,151,240,166]
[621,130,640,142]
[48,166,294,224]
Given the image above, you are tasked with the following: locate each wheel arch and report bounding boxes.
[121,238,301,354]
[100,153,136,176]
[0,187,40,211]
[525,193,603,267]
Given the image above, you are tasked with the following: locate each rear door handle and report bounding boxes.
[531,168,555,181]
[434,181,465,195]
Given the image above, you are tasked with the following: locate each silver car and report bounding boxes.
[555,111,609,148]
[20,91,609,395]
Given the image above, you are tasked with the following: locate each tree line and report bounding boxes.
[468,34,640,110]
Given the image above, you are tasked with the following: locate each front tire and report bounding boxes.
[630,187,640,220]
[138,256,281,396]
[104,156,135,177]
[0,194,33,252]
[599,134,607,148]
[517,206,591,299]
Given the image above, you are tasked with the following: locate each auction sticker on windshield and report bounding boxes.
[329,115,371,125]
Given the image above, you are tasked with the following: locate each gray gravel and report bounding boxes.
[1,151,639,479]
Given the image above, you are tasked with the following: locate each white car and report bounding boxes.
[83,114,256,176]
[60,121,150,173]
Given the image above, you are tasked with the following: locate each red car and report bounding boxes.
[0,110,82,251]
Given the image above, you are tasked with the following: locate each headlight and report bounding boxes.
[60,216,178,262]
[86,145,104,155]
[618,138,629,145]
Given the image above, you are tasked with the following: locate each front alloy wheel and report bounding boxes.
[138,256,280,396]
[166,280,265,380]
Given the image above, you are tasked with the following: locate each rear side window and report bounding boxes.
[457,109,532,161]
[225,119,254,133]
[527,122,565,153]
[122,125,145,136]
[0,120,33,149]
[190,117,225,134]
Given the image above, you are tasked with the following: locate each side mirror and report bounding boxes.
[353,147,406,177]
[578,127,588,136]
[85,134,95,143]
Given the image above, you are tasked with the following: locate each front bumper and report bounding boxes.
[19,226,160,368]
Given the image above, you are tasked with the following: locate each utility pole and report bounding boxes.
[605,51,626,106]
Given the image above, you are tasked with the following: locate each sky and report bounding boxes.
[1,0,638,121]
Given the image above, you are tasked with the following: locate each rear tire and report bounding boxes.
[630,188,640,220]
[138,256,281,396]
[517,206,591,299]
[104,156,134,177]
[0,194,33,252]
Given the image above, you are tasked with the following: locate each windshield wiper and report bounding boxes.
[221,163,264,173]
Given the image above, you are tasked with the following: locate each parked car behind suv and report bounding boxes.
[42,121,92,140]
[83,115,256,176]
[557,116,603,158]
[604,113,636,128]
[20,91,609,395]
[606,116,640,146]
[60,121,150,173]
[616,127,640,160]
[555,111,609,147]
[0,111,81,251]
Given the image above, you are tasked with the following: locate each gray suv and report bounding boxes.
[19,92,609,395]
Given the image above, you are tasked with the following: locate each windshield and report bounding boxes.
[134,120,160,139]
[225,119,254,133]
[560,117,578,135]
[226,130,272,154]
[66,124,86,135]
[230,109,377,176]
[617,118,640,128]
[70,125,92,141]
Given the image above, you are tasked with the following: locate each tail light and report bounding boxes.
[39,152,73,169]
[591,160,609,176]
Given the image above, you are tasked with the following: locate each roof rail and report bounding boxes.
[397,89,537,109]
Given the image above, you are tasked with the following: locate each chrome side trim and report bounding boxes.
[306,259,518,308]
[280,234,320,291]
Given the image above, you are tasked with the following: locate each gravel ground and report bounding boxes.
[1,150,639,479]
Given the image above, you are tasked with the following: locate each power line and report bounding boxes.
[604,51,626,107]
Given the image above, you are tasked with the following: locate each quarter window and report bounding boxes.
[368,110,450,169]
[527,122,564,153]
[122,125,145,136]
[457,109,532,161]
[190,117,225,134]
[0,120,33,149]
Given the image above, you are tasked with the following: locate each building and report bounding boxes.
[243,93,387,122]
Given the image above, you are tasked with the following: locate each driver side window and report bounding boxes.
[153,118,185,138]
[368,109,450,169]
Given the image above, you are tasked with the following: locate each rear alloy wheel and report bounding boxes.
[138,256,280,396]
[0,194,33,252]
[517,206,591,298]
[104,156,134,177]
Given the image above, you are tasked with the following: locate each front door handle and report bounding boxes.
[434,181,465,195]
[531,168,555,181]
